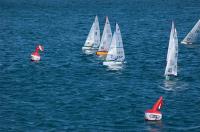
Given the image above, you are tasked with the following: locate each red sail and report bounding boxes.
[152,96,163,112]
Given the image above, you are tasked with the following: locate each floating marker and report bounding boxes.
[145,96,163,121]
[31,45,44,61]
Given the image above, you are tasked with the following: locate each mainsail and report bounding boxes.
[181,19,200,44]
[98,16,112,52]
[105,23,125,62]
[165,22,178,76]
[83,16,100,49]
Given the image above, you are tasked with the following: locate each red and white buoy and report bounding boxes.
[31,45,44,61]
[145,96,163,121]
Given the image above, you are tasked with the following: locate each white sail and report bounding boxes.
[181,19,200,44]
[105,23,125,62]
[98,16,112,52]
[165,21,178,76]
[166,22,175,62]
[83,16,100,50]
[105,32,117,61]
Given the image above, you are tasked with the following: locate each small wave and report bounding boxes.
[107,66,123,71]
[158,79,189,91]
[167,125,200,131]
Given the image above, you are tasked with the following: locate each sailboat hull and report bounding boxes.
[82,47,97,55]
[181,41,192,44]
[103,61,123,66]
[165,75,177,80]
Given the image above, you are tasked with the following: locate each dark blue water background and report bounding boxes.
[0,0,200,131]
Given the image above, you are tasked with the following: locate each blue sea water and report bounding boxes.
[0,0,200,131]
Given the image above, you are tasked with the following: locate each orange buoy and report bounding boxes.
[31,45,44,61]
[145,96,163,121]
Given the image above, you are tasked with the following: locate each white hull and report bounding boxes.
[165,74,177,80]
[82,47,97,55]
[103,61,124,70]
[145,112,162,121]
[181,41,192,44]
[103,61,123,66]
[83,49,94,55]
[31,55,40,61]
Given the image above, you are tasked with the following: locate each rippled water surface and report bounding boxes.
[0,0,200,131]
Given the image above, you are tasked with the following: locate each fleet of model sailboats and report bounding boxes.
[82,16,199,75]
[82,16,125,69]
